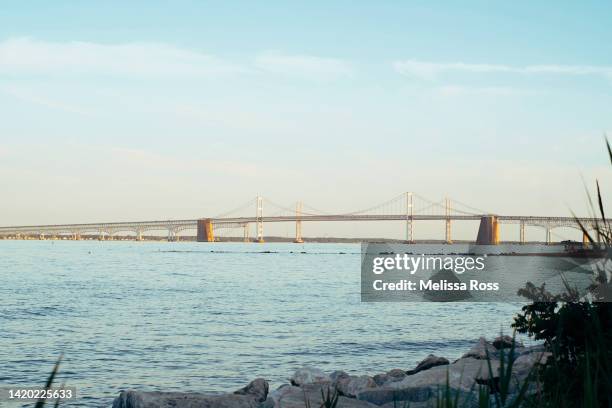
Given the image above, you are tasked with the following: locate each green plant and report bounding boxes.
[302,386,340,408]
[433,334,537,408]
[512,138,612,407]
[34,355,63,408]
[320,386,340,408]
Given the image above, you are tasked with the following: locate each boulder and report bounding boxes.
[290,366,330,386]
[512,350,551,381]
[265,383,379,408]
[356,358,499,406]
[330,370,350,383]
[406,355,449,375]
[335,375,377,398]
[385,369,406,382]
[492,335,523,350]
[372,374,388,387]
[112,378,269,408]
[461,337,498,360]
[234,378,269,402]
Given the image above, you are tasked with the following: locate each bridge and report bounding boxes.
[0,193,606,244]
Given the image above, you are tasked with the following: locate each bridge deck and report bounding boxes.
[0,214,607,235]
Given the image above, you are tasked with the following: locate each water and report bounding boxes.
[0,241,555,407]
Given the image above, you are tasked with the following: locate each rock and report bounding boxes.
[330,370,350,383]
[512,350,552,381]
[234,378,269,402]
[290,366,330,386]
[461,337,498,360]
[372,374,388,386]
[492,335,523,350]
[267,383,379,408]
[385,369,406,382]
[335,375,377,398]
[112,378,269,408]
[356,358,499,406]
[406,354,449,375]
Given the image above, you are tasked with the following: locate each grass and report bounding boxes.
[34,354,63,408]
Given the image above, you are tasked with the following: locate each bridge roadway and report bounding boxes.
[0,214,605,237]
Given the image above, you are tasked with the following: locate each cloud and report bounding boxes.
[394,59,612,81]
[1,84,94,115]
[254,52,353,80]
[0,37,247,78]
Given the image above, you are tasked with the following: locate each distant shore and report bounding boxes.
[0,235,564,245]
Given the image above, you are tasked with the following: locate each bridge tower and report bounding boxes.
[445,197,452,244]
[256,196,264,243]
[405,192,414,243]
[519,222,525,244]
[294,201,304,243]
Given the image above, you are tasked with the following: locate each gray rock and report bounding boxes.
[492,335,523,350]
[290,366,330,386]
[385,369,406,382]
[406,354,449,375]
[330,370,350,383]
[234,378,269,402]
[335,375,377,398]
[112,378,269,408]
[372,374,388,387]
[461,337,498,360]
[356,358,499,406]
[512,350,551,381]
[267,383,379,408]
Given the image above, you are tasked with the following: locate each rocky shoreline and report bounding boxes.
[112,336,549,408]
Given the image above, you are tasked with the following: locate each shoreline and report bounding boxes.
[112,336,548,408]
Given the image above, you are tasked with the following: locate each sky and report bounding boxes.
[1,1,611,240]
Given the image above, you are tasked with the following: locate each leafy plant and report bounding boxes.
[512,138,612,407]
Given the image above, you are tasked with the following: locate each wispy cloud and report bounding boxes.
[0,37,247,78]
[1,84,94,115]
[254,52,354,80]
[394,59,612,81]
[0,38,355,83]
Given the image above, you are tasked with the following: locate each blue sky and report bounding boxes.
[1,1,611,240]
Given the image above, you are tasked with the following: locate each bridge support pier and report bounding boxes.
[167,229,181,242]
[294,202,304,243]
[476,216,500,245]
[197,219,215,242]
[519,222,525,244]
[243,223,250,243]
[444,198,452,244]
[136,230,144,241]
[256,196,264,243]
[545,228,552,245]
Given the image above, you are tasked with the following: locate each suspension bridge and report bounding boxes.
[0,193,607,244]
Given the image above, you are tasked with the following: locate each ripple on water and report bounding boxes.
[2,241,530,407]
